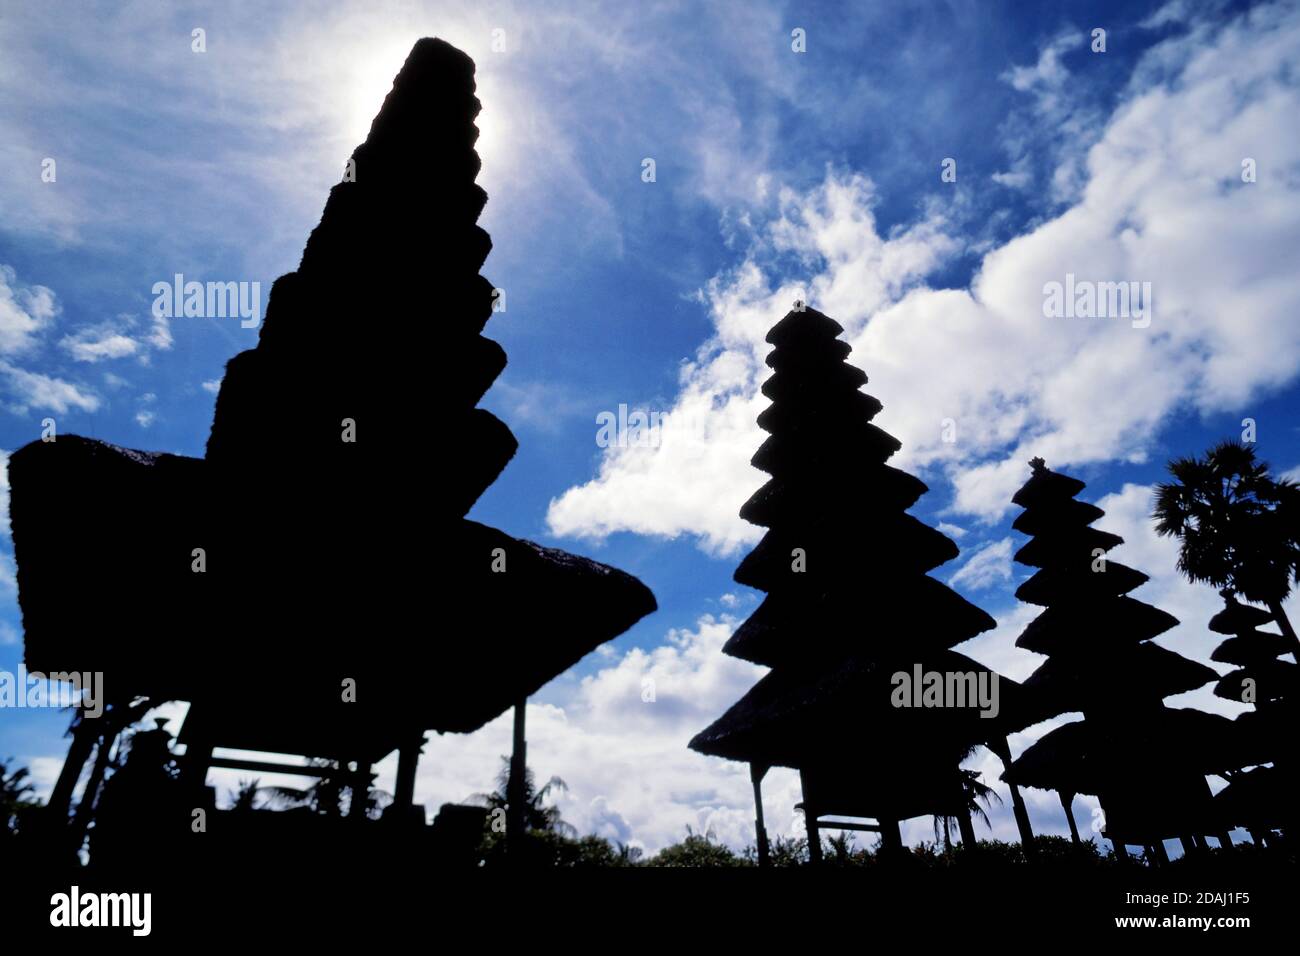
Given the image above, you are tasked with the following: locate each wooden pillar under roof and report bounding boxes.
[47,707,96,823]
[799,771,822,865]
[507,697,527,858]
[750,763,771,867]
[179,705,214,795]
[392,730,426,820]
[878,817,904,861]
[991,736,1035,851]
[1060,791,1081,844]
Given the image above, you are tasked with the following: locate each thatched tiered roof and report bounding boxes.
[8,38,655,762]
[689,307,1025,822]
[1207,591,1299,833]
[1003,459,1221,842]
[1208,592,1298,705]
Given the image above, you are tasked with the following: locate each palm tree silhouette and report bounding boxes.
[471,756,576,837]
[1153,441,1300,655]
[932,768,1001,851]
[1,758,39,837]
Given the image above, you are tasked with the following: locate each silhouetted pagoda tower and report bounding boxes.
[1003,459,1233,859]
[9,38,655,866]
[690,307,1035,864]
[1209,591,1297,710]
[1209,591,1298,844]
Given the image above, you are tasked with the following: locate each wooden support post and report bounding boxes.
[392,731,426,819]
[179,704,213,796]
[1113,840,1129,860]
[181,737,214,791]
[1152,840,1170,866]
[991,738,1036,852]
[806,814,823,865]
[879,817,903,859]
[47,709,96,823]
[506,698,527,859]
[750,764,771,868]
[1217,831,1233,848]
[799,771,822,865]
[1060,791,1081,845]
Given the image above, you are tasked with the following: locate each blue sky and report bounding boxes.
[2,0,1299,854]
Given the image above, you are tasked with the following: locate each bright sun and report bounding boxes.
[344,37,506,175]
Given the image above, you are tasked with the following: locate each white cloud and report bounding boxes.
[0,264,57,357]
[547,173,957,555]
[948,537,1014,592]
[0,361,98,415]
[403,609,797,855]
[59,312,172,363]
[548,4,1300,551]
[200,379,222,394]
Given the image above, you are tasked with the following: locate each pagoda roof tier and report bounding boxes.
[722,576,996,667]
[9,436,657,737]
[1019,642,1216,712]
[1011,463,1087,509]
[690,650,1031,769]
[1211,631,1293,666]
[1213,661,1299,704]
[1004,707,1242,793]
[1014,561,1149,606]
[1208,594,1274,634]
[765,307,845,347]
[760,363,868,404]
[733,513,959,591]
[1013,526,1124,568]
[750,421,901,473]
[1014,595,1179,654]
[765,336,852,372]
[756,389,884,435]
[739,467,927,528]
[1010,498,1106,536]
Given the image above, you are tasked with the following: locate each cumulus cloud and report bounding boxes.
[948,537,1014,592]
[547,174,957,555]
[549,4,1300,552]
[0,264,104,415]
[0,361,99,415]
[0,265,57,356]
[392,610,799,855]
[59,311,172,363]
